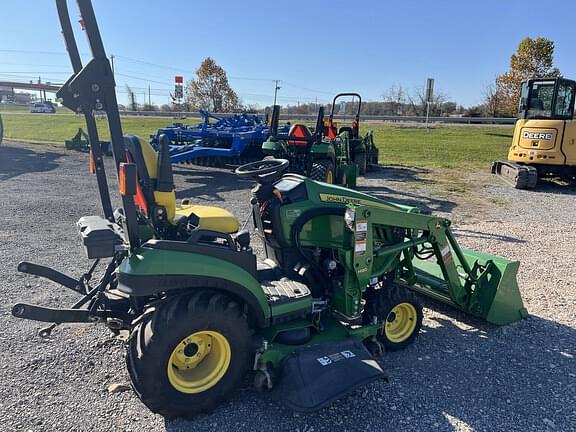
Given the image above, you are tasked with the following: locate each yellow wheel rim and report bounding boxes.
[326,170,334,184]
[384,303,418,343]
[167,330,231,394]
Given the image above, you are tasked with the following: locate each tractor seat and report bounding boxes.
[176,201,239,234]
[124,135,240,234]
[287,124,312,146]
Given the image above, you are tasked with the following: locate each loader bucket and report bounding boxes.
[409,247,528,326]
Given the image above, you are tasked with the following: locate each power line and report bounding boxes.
[283,81,335,96]
[114,72,172,87]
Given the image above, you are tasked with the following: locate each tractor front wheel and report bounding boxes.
[310,159,334,184]
[365,284,423,351]
[126,290,252,418]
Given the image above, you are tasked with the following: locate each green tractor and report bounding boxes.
[324,93,379,175]
[262,93,378,188]
[12,0,528,419]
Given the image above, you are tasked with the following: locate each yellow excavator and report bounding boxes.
[492,77,576,188]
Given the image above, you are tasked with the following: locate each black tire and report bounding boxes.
[310,159,334,184]
[364,284,423,351]
[126,290,252,418]
[354,152,367,175]
[368,147,379,170]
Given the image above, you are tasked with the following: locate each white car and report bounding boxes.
[30,102,56,113]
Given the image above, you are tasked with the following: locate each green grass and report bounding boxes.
[368,124,514,169]
[1,111,514,169]
[0,104,33,112]
[1,112,174,143]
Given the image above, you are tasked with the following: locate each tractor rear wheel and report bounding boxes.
[126,290,252,418]
[365,284,423,351]
[310,159,334,184]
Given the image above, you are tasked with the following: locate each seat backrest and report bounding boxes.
[124,135,177,222]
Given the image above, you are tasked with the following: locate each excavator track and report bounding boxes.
[491,160,538,189]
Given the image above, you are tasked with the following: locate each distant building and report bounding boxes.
[0,87,34,104]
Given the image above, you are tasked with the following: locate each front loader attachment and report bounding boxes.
[409,247,527,325]
[347,204,527,326]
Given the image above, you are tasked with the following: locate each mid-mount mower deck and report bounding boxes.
[12,0,527,419]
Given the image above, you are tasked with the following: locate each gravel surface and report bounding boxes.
[1,141,574,432]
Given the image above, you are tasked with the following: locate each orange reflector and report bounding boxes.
[119,163,127,196]
[89,150,96,174]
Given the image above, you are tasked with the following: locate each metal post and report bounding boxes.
[110,55,115,74]
[273,80,281,106]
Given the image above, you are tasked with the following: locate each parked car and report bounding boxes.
[30,101,56,113]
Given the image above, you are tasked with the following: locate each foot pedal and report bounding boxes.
[279,338,385,412]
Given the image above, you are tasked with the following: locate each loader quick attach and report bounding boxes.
[12,0,527,419]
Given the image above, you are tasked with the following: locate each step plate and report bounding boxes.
[261,278,310,305]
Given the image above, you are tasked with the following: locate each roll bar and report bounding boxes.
[55,0,139,248]
[329,93,362,139]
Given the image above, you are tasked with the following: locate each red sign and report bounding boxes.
[175,76,183,84]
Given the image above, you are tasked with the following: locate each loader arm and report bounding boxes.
[345,205,527,325]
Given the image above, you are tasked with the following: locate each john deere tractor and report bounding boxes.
[262,94,379,188]
[12,0,527,419]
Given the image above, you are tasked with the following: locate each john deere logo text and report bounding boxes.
[319,194,393,209]
[523,131,553,140]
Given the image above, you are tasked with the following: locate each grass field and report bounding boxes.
[0,110,514,169]
[371,124,513,168]
[1,112,173,144]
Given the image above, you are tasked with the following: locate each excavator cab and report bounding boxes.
[518,78,576,120]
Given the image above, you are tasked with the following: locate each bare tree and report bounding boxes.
[126,85,137,111]
[483,81,501,117]
[406,85,448,116]
[382,84,407,115]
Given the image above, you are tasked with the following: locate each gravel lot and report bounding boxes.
[1,141,574,432]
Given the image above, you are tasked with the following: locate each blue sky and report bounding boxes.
[1,0,575,108]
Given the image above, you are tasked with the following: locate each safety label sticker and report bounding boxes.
[356,221,368,232]
[355,240,367,255]
[316,350,357,366]
[441,245,453,264]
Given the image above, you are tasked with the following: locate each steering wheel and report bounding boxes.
[235,158,289,183]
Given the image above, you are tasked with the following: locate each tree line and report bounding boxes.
[118,37,563,117]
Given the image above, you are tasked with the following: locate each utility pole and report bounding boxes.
[273,80,281,106]
[148,84,151,106]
